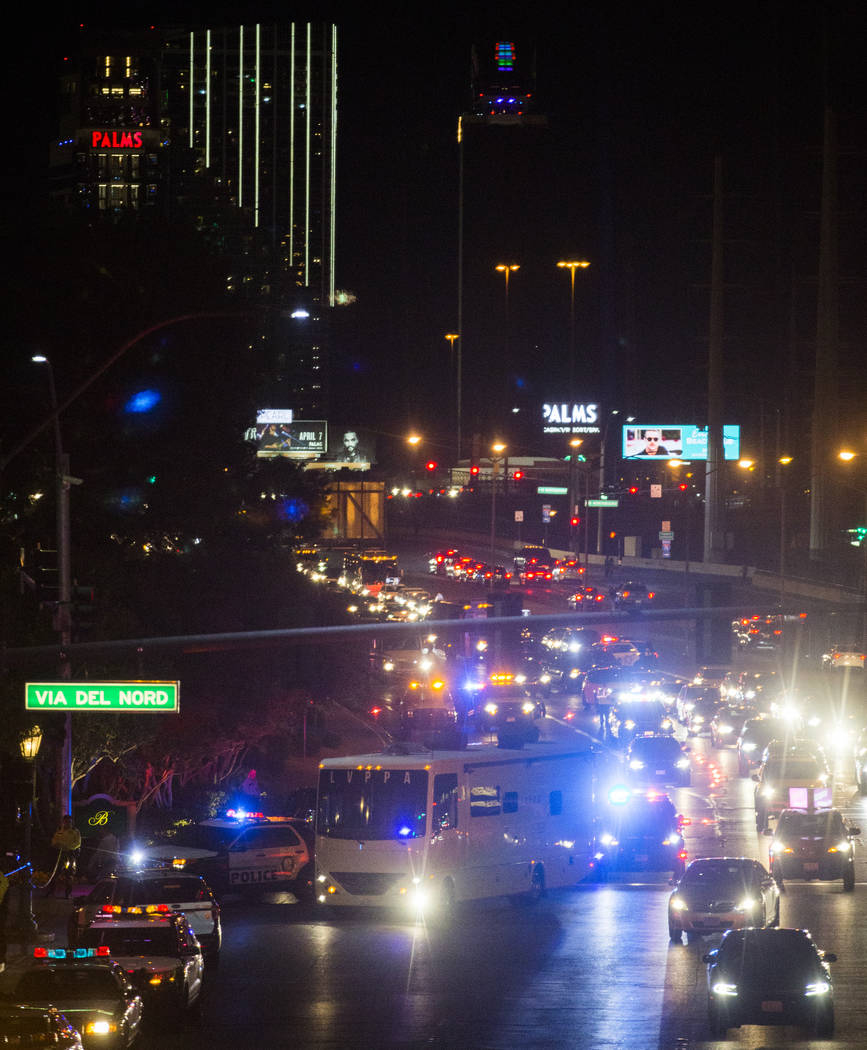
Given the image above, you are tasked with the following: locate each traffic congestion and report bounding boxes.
[3,538,867,1046]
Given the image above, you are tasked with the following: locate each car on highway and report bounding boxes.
[676,684,721,725]
[68,870,222,963]
[518,564,553,585]
[477,692,543,748]
[513,545,552,572]
[668,857,780,944]
[626,735,691,787]
[13,947,143,1049]
[609,700,674,745]
[0,1005,83,1049]
[709,704,755,747]
[134,810,313,897]
[704,927,836,1038]
[612,581,655,610]
[551,556,585,580]
[77,910,204,1016]
[595,788,686,878]
[752,751,831,830]
[685,695,724,737]
[736,715,792,775]
[580,665,623,709]
[566,585,608,610]
[766,807,859,890]
[587,638,641,667]
[822,644,866,671]
[692,665,732,690]
[428,548,460,575]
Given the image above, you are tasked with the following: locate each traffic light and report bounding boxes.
[72,585,96,634]
[425,461,437,472]
[628,486,639,495]
[570,516,581,528]
[34,544,58,607]
[469,464,479,476]
[678,482,688,492]
[512,470,524,481]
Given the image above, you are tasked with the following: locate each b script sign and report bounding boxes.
[26,682,179,713]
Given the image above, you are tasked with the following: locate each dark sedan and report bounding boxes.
[767,807,859,890]
[626,735,691,787]
[704,927,836,1037]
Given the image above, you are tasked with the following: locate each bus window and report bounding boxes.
[433,773,458,830]
[317,768,428,840]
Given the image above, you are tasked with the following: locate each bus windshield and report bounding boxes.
[317,768,428,840]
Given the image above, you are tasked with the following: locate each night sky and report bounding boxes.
[7,1,867,467]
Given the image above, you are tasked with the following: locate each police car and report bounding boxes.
[68,871,221,963]
[133,809,313,897]
[13,947,143,1048]
[78,910,204,1015]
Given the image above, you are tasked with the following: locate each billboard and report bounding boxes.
[251,410,327,458]
[542,402,600,434]
[305,428,377,471]
[622,425,740,461]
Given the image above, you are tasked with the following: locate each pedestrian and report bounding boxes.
[51,815,82,898]
[604,556,613,579]
[597,692,614,738]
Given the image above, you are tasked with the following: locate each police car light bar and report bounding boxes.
[100,903,171,915]
[35,946,111,960]
[225,809,265,820]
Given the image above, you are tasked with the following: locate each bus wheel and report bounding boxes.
[529,866,546,902]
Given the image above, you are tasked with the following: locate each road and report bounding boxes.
[126,697,867,1050]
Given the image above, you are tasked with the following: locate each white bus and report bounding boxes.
[314,743,598,916]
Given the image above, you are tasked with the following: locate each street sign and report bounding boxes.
[537,486,568,495]
[658,530,674,541]
[662,520,671,532]
[586,498,619,508]
[26,681,180,713]
[650,484,662,498]
[542,504,552,523]
[514,510,524,522]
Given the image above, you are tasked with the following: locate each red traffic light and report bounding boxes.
[425,461,437,472]
[628,485,639,495]
[512,470,524,480]
[469,464,479,476]
[570,517,580,527]
[678,482,688,491]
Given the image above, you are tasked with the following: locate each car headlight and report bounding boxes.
[676,758,690,769]
[84,1021,118,1036]
[540,673,551,684]
[827,841,850,853]
[770,840,788,854]
[717,723,733,734]
[484,703,498,716]
[661,719,673,731]
[599,833,618,847]
[712,981,738,997]
[741,741,756,752]
[383,660,395,672]
[735,897,759,913]
[762,785,776,798]
[624,720,636,730]
[522,701,536,715]
[669,896,688,912]
[629,759,645,770]
[805,981,831,996]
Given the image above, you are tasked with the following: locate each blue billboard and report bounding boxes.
[622,425,740,461]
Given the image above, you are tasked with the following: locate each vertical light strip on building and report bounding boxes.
[329,24,337,306]
[288,23,295,272]
[188,33,194,149]
[304,23,311,285]
[205,30,211,170]
[254,23,261,227]
[238,25,244,207]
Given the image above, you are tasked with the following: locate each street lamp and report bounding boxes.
[490,442,507,565]
[444,333,461,462]
[556,260,590,400]
[17,725,43,938]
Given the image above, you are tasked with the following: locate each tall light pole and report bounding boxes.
[495,265,519,422]
[490,442,506,565]
[568,438,583,558]
[32,356,74,816]
[557,260,590,401]
[445,333,461,463]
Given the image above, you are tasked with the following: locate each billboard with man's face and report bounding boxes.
[622,425,740,460]
[304,428,377,471]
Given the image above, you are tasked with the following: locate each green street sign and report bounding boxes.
[26,681,180,713]
[586,498,619,508]
[537,486,568,495]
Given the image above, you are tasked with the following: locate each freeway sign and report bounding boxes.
[26,681,180,713]
[586,498,619,508]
